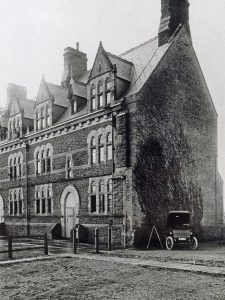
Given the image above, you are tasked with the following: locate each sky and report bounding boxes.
[0,0,225,178]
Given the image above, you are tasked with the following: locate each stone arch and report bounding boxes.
[60,185,80,238]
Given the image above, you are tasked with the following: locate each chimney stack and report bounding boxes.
[61,44,87,88]
[158,0,190,47]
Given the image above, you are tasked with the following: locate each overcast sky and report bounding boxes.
[0,0,225,178]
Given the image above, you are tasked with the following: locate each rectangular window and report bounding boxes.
[47,198,52,214]
[41,159,46,173]
[46,158,51,172]
[107,194,112,212]
[36,199,40,214]
[98,95,104,108]
[19,200,22,215]
[9,167,13,179]
[13,166,17,179]
[37,161,41,175]
[42,198,46,214]
[90,195,96,213]
[99,146,104,162]
[91,148,96,164]
[106,145,112,161]
[10,202,13,215]
[99,194,105,213]
[14,201,18,215]
[106,92,111,105]
[91,98,96,111]
[47,115,50,127]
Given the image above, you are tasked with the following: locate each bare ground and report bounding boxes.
[1,257,225,300]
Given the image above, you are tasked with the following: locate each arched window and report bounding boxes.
[106,132,112,161]
[90,137,96,164]
[36,151,41,175]
[66,156,72,178]
[98,81,103,108]
[46,148,51,172]
[90,84,96,111]
[41,150,46,173]
[90,181,96,213]
[99,180,105,213]
[98,134,104,163]
[105,78,111,105]
[107,179,112,212]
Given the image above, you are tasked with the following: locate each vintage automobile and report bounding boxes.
[165,211,198,250]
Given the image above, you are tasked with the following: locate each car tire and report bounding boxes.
[166,236,174,250]
[190,236,198,250]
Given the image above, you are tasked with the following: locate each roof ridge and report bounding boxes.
[107,52,133,65]
[120,36,158,57]
[46,82,67,90]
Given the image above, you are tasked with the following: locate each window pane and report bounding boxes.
[99,146,104,162]
[91,85,96,96]
[10,202,13,215]
[106,145,112,161]
[91,195,96,213]
[48,198,52,214]
[107,132,112,143]
[36,199,40,214]
[46,158,51,172]
[91,148,96,164]
[14,201,18,215]
[19,200,22,215]
[106,92,111,105]
[107,194,112,212]
[99,194,105,213]
[99,181,104,193]
[42,198,46,214]
[91,98,96,111]
[98,82,103,93]
[91,182,96,193]
[98,95,103,107]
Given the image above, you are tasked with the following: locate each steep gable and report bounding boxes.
[9,98,21,117]
[36,75,52,105]
[89,42,112,80]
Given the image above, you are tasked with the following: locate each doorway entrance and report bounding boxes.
[61,185,80,238]
[0,195,4,223]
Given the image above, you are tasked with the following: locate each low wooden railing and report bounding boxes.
[0,233,48,259]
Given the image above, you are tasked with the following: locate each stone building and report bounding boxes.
[0,0,223,245]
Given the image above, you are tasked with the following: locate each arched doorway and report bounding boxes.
[0,195,4,223]
[60,185,80,238]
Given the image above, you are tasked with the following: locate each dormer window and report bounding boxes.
[73,100,77,114]
[105,78,111,106]
[91,84,96,111]
[98,81,103,108]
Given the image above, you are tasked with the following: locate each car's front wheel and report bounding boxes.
[166,236,174,250]
[190,236,198,250]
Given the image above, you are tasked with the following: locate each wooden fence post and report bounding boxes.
[44,232,48,255]
[8,236,13,259]
[108,227,112,251]
[95,228,99,254]
[73,228,77,254]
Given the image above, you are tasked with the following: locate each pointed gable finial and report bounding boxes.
[41,74,46,82]
[99,41,104,50]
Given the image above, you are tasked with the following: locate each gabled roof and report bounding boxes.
[107,52,133,82]
[120,37,170,96]
[36,75,68,108]
[69,80,87,99]
[47,82,68,108]
[19,99,35,119]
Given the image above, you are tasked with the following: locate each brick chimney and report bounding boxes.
[158,0,191,47]
[61,44,87,88]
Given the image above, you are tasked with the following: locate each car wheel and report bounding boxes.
[166,236,174,250]
[190,237,198,250]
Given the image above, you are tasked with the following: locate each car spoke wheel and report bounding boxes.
[166,236,174,250]
[190,237,198,250]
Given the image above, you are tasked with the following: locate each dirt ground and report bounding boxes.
[1,257,225,300]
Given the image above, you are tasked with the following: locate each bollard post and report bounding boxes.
[108,227,112,251]
[95,228,99,254]
[73,228,77,254]
[8,236,13,259]
[44,232,48,255]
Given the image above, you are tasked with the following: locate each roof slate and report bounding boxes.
[47,82,69,108]
[107,52,133,82]
[120,37,170,96]
[71,82,87,99]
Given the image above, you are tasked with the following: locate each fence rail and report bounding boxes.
[0,233,48,259]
